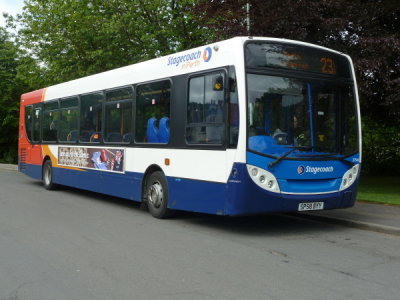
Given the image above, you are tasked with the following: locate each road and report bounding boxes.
[1,169,399,300]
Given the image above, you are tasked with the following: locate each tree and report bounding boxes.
[195,0,400,120]
[194,0,400,174]
[2,0,211,163]
[0,27,23,163]
[7,0,209,85]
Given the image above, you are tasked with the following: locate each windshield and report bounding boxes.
[247,74,358,158]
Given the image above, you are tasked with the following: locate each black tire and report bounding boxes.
[145,171,173,219]
[43,160,57,190]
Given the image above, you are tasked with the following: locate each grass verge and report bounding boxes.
[357,176,400,205]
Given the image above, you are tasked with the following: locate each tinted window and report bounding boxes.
[42,101,59,142]
[59,97,79,142]
[186,72,225,145]
[341,86,358,155]
[228,68,239,147]
[247,74,358,157]
[80,93,104,142]
[106,87,134,102]
[25,106,33,141]
[105,87,133,143]
[61,97,78,108]
[136,80,171,143]
[32,105,42,142]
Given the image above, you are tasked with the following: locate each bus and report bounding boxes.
[18,37,361,218]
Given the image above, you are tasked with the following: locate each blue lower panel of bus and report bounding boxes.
[52,167,143,201]
[23,163,43,180]
[168,162,357,215]
[20,163,226,214]
[20,163,142,201]
[224,163,358,215]
[167,177,226,215]
[21,163,226,214]
[20,162,358,216]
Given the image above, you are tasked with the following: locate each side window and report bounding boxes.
[105,87,133,143]
[25,106,33,141]
[32,104,42,142]
[42,101,59,142]
[59,97,79,142]
[186,72,225,145]
[80,92,104,143]
[136,80,171,143]
[341,86,358,155]
[229,68,239,147]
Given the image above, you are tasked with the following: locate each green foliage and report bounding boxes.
[362,117,400,175]
[358,176,400,205]
[1,0,398,176]
[195,0,400,175]
[9,0,209,85]
[0,28,22,163]
[196,0,400,117]
[1,0,210,163]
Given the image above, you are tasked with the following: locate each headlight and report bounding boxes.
[267,180,274,189]
[247,165,280,193]
[340,164,359,191]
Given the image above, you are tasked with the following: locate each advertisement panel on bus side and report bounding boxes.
[58,147,124,173]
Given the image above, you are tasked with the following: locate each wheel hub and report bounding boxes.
[148,181,163,208]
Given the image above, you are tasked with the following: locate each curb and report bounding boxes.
[0,164,18,171]
[295,213,400,236]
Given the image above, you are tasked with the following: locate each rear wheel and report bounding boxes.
[146,171,173,219]
[43,160,57,190]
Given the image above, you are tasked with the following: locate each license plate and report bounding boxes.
[298,202,324,211]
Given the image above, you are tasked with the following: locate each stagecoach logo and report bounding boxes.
[167,47,213,69]
[297,165,305,175]
[203,47,212,62]
[297,165,334,175]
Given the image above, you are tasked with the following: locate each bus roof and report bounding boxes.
[22,36,348,102]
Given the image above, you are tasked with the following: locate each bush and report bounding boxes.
[0,145,18,164]
[362,117,400,175]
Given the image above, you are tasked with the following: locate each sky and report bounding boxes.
[0,0,24,28]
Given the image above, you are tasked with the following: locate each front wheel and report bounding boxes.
[145,171,173,219]
[43,160,57,190]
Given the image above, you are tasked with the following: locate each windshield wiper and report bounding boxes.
[268,146,313,168]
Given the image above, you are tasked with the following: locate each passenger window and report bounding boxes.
[186,72,225,145]
[42,101,59,142]
[32,105,42,142]
[136,80,171,143]
[59,97,79,142]
[105,87,133,143]
[80,93,104,143]
[25,106,33,141]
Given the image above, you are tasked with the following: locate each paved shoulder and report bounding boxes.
[300,201,400,236]
[0,164,18,171]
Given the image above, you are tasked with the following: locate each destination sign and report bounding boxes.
[245,42,351,78]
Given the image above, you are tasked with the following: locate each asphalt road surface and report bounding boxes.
[1,169,399,300]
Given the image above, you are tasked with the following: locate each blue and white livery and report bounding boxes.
[19,37,361,218]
